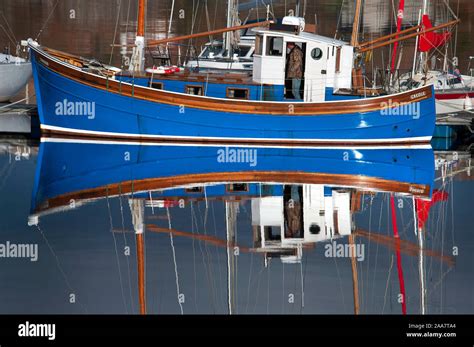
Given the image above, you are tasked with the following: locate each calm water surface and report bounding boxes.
[0,139,472,314]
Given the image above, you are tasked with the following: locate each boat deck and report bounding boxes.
[117,70,259,86]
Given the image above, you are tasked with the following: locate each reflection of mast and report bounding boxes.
[418,228,426,314]
[226,201,239,315]
[349,234,359,314]
[130,199,146,314]
[390,194,407,315]
[349,196,360,315]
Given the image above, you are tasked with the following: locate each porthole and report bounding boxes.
[311,47,323,60]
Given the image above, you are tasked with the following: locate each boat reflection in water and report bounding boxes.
[28,139,453,314]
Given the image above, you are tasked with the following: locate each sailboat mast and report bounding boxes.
[350,0,363,47]
[130,0,146,72]
[419,0,429,73]
[418,227,426,314]
[137,0,146,37]
[349,234,360,314]
[226,201,238,314]
[390,0,405,74]
[225,0,234,59]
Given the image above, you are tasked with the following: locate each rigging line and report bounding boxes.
[36,224,88,313]
[106,188,128,313]
[197,201,218,312]
[382,254,394,314]
[0,95,36,111]
[190,203,198,312]
[109,0,122,66]
[333,254,347,313]
[426,266,453,296]
[213,0,218,31]
[35,0,61,41]
[0,24,16,47]
[197,201,217,311]
[0,12,17,44]
[192,202,216,313]
[166,206,184,314]
[0,160,14,192]
[453,0,460,56]
[118,185,135,313]
[252,262,267,313]
[245,249,254,314]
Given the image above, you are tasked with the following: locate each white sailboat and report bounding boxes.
[396,0,473,115]
[0,51,32,103]
[185,0,256,72]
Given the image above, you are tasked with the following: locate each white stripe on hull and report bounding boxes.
[40,124,432,149]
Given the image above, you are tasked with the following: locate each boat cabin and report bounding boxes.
[113,16,355,103]
[252,17,354,102]
[251,184,353,263]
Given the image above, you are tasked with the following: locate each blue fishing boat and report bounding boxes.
[27,0,437,146]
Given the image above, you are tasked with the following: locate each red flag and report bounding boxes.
[415,189,449,230]
[418,15,451,52]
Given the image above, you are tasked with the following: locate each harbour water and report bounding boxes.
[0,0,473,316]
[0,139,472,314]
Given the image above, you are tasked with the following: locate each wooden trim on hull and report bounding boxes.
[41,129,431,147]
[34,171,431,214]
[31,45,434,116]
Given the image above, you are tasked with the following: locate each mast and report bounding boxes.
[390,0,405,75]
[130,0,146,72]
[418,226,426,314]
[226,201,238,315]
[130,199,147,314]
[350,0,363,91]
[390,195,407,315]
[350,0,363,47]
[225,0,234,58]
[349,234,360,314]
[419,0,429,73]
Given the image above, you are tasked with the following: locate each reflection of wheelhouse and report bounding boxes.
[252,184,352,264]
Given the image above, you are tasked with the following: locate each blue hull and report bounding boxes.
[31,141,435,214]
[30,49,436,144]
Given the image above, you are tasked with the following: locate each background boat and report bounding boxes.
[0,52,31,102]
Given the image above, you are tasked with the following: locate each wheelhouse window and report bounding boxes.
[151,82,163,90]
[227,88,249,100]
[266,36,283,56]
[255,34,263,55]
[200,44,223,58]
[185,187,203,193]
[234,46,252,58]
[186,85,203,95]
[226,183,249,192]
[447,77,462,86]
